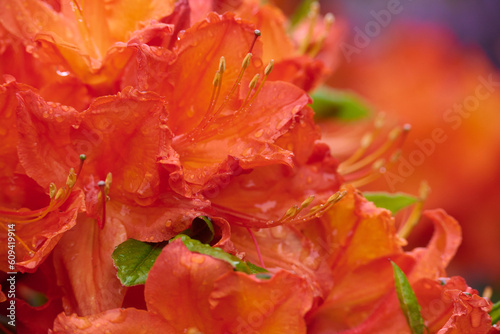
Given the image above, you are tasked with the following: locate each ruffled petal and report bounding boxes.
[211,270,313,334]
[409,209,462,281]
[145,239,232,332]
[51,308,174,333]
[16,88,169,205]
[52,215,127,316]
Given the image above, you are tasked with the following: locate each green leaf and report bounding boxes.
[311,87,371,121]
[364,192,418,214]
[174,234,268,275]
[391,261,425,334]
[289,0,315,28]
[491,300,500,325]
[181,216,215,244]
[112,239,165,287]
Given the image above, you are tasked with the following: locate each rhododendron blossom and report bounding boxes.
[0,1,499,333]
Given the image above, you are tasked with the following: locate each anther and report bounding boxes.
[212,71,221,87]
[242,53,252,70]
[264,59,274,76]
[249,74,260,90]
[54,188,64,201]
[66,168,77,188]
[218,56,226,74]
[49,183,57,199]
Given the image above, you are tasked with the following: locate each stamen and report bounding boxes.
[246,227,265,268]
[397,181,431,239]
[211,191,346,228]
[77,153,86,172]
[97,180,106,229]
[482,286,493,299]
[240,59,274,110]
[49,183,57,199]
[348,158,386,188]
[308,12,336,57]
[339,125,406,175]
[248,30,261,54]
[299,1,320,54]
[240,73,260,106]
[0,154,86,224]
[340,113,385,168]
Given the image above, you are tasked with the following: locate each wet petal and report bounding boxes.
[145,239,231,332]
[409,209,462,281]
[51,308,174,333]
[16,88,170,205]
[52,215,127,316]
[211,270,313,334]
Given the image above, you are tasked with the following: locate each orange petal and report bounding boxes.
[16,88,170,205]
[0,189,83,273]
[106,195,211,243]
[52,215,127,316]
[51,308,174,333]
[408,209,462,281]
[211,270,313,333]
[145,239,232,332]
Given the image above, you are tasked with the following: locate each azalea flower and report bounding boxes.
[51,239,313,333]
[324,23,500,288]
[0,1,498,333]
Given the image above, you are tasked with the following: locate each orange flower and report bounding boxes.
[0,79,84,273]
[228,186,496,333]
[188,0,345,91]
[0,0,175,93]
[325,23,500,285]
[51,239,313,333]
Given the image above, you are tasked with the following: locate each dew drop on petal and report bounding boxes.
[254,129,264,138]
[56,70,70,77]
[191,255,205,264]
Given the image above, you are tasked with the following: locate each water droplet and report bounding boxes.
[270,225,287,239]
[56,70,70,77]
[42,111,49,118]
[191,255,205,264]
[254,129,264,138]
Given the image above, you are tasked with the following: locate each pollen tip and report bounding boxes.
[249,73,260,90]
[66,168,77,187]
[212,71,221,87]
[324,12,335,25]
[242,53,252,70]
[264,59,274,76]
[403,123,412,132]
[49,183,57,199]
[97,180,106,187]
[79,154,86,161]
[219,56,226,74]
[254,29,261,37]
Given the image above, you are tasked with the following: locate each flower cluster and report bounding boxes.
[0,1,498,333]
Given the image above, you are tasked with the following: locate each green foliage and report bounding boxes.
[392,261,425,334]
[174,234,268,275]
[112,239,165,286]
[311,87,371,121]
[491,300,500,325]
[364,192,418,214]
